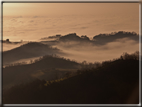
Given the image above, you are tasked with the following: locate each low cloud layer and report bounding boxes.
[2,42,28,52]
[2,32,139,65]
[54,38,139,63]
[3,14,139,41]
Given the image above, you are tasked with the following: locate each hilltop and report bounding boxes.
[3,31,139,65]
[3,52,139,104]
[3,42,65,65]
[40,31,139,45]
[3,54,80,89]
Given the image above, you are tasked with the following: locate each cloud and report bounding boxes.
[12,16,23,18]
[30,20,34,22]
[80,27,88,29]
[2,42,27,52]
[33,16,38,18]
[54,38,139,63]
[2,36,139,66]
[3,15,139,42]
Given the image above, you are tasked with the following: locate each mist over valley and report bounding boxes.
[2,31,139,66]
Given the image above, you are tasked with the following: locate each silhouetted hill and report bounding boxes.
[3,42,64,65]
[40,33,91,47]
[3,52,139,104]
[40,34,61,40]
[93,31,139,45]
[1,39,22,44]
[40,31,139,46]
[59,33,90,42]
[3,55,80,89]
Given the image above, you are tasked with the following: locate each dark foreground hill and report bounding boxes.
[3,52,139,104]
[3,55,80,89]
[3,42,65,65]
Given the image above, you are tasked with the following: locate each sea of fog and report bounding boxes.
[2,37,139,64]
[2,14,139,64]
[3,14,139,41]
[53,38,139,63]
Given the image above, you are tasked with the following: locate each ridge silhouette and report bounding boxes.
[3,52,139,104]
[3,42,65,65]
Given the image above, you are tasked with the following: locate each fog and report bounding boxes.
[2,34,139,65]
[53,38,139,63]
[3,13,139,41]
[2,42,27,52]
[2,3,139,65]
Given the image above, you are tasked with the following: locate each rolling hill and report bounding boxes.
[3,55,80,89]
[3,52,139,104]
[3,42,65,65]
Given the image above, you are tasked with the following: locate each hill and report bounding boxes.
[92,31,139,45]
[40,31,138,46]
[3,52,139,104]
[3,55,80,89]
[59,33,90,42]
[3,42,65,65]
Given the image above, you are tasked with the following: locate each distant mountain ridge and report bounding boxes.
[2,31,138,44]
[59,33,90,42]
[92,31,139,45]
[40,31,139,45]
[3,31,139,65]
[1,39,22,44]
[3,42,65,65]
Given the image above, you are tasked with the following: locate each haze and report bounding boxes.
[2,3,139,63]
[3,3,139,41]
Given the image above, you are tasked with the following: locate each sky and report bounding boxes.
[3,3,139,16]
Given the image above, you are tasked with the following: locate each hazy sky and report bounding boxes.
[3,3,139,16]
